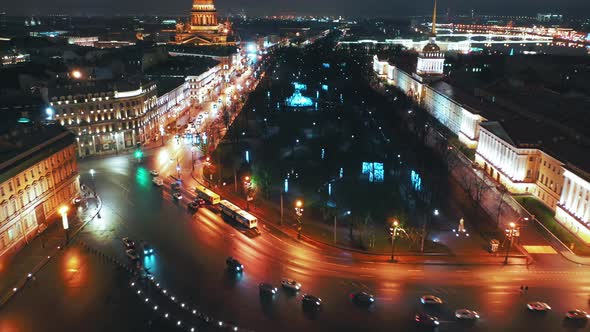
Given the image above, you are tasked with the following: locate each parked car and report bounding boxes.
[150,170,159,176]
[188,202,200,212]
[122,237,135,249]
[125,249,139,261]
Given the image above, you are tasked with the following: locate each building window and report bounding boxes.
[540,174,544,183]
[529,157,534,161]
[16,177,20,187]
[0,186,3,196]
[7,228,15,241]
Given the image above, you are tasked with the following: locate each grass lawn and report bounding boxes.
[515,196,590,256]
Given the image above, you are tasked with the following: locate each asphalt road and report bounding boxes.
[49,151,590,332]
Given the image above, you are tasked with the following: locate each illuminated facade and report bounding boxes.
[48,81,159,156]
[0,126,79,260]
[173,0,234,45]
[556,169,590,244]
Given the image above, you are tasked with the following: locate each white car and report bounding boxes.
[455,309,480,320]
[420,295,443,305]
[125,249,139,261]
[281,278,301,291]
[527,302,551,312]
[173,192,183,200]
[150,170,159,176]
[152,177,164,186]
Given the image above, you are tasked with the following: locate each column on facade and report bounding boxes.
[577,187,588,217]
[510,153,518,179]
[583,198,590,223]
[566,179,576,210]
[560,178,571,205]
[570,183,581,213]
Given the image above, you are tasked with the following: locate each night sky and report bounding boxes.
[2,0,589,17]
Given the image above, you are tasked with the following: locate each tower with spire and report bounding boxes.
[416,0,445,77]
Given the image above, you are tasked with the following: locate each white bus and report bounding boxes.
[195,184,221,205]
[219,200,258,229]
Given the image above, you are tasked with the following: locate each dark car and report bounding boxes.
[142,242,154,256]
[415,313,440,328]
[302,294,322,309]
[188,202,200,212]
[122,237,135,249]
[351,291,375,306]
[259,283,278,296]
[194,197,206,206]
[226,257,244,273]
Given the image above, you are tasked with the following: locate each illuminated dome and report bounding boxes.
[422,42,441,53]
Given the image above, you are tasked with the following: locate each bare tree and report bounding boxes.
[471,174,491,206]
[496,185,509,226]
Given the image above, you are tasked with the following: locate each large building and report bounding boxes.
[47,80,159,156]
[173,0,234,46]
[373,4,590,245]
[0,119,79,260]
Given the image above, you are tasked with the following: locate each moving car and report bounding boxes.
[173,192,183,200]
[226,257,244,272]
[150,170,160,176]
[281,278,301,291]
[302,294,322,309]
[527,302,551,312]
[125,249,139,261]
[259,283,278,296]
[421,295,443,305]
[152,177,164,186]
[188,202,200,212]
[415,313,439,327]
[122,237,135,249]
[455,309,480,320]
[351,291,375,306]
[566,309,590,320]
[194,197,206,206]
[143,242,154,255]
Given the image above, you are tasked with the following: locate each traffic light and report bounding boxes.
[134,149,143,160]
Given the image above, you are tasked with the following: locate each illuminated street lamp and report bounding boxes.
[243,176,252,210]
[295,200,304,240]
[390,220,400,262]
[504,222,520,264]
[59,206,70,244]
[71,70,82,79]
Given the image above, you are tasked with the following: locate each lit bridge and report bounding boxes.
[435,31,553,44]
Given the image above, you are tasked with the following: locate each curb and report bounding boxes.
[0,193,103,308]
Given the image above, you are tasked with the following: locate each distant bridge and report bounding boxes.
[435,32,553,44]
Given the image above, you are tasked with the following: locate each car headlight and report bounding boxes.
[316,302,320,305]
[434,321,439,325]
[421,299,425,304]
[144,250,148,254]
[370,298,374,302]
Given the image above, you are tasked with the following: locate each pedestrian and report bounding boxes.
[525,285,529,293]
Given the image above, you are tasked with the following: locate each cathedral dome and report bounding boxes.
[422,42,441,53]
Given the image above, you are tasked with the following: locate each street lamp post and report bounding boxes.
[243,176,252,210]
[295,200,304,240]
[390,220,399,262]
[504,222,519,264]
[59,206,69,245]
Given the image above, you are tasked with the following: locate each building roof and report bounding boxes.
[0,122,75,184]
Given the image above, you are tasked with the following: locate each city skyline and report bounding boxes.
[1,0,589,17]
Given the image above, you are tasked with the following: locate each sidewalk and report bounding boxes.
[188,171,527,265]
[0,187,102,307]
